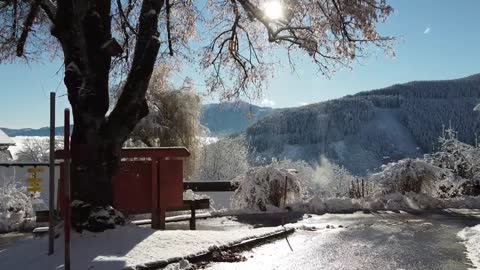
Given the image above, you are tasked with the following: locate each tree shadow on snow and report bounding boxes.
[0,225,156,270]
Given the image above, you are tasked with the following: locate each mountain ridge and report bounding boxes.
[246,73,480,174]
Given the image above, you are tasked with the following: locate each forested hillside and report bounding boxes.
[247,74,480,174]
[201,101,273,135]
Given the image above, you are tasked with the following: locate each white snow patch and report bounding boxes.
[299,192,480,214]
[458,225,480,269]
[198,136,219,146]
[0,225,286,270]
[145,9,156,16]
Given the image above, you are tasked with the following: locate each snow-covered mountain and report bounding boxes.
[1,102,273,137]
[201,101,274,135]
[247,74,480,175]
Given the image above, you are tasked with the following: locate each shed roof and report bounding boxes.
[0,129,15,146]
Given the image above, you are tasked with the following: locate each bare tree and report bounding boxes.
[15,137,63,162]
[0,0,394,229]
[193,136,249,181]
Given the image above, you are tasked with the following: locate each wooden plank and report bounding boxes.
[35,210,58,223]
[0,162,60,167]
[167,199,210,211]
[184,181,239,192]
[122,147,190,158]
[159,159,184,209]
[56,147,190,160]
[151,160,159,229]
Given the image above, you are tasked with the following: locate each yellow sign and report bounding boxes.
[26,168,44,193]
[27,186,43,192]
[27,167,45,173]
[26,178,43,184]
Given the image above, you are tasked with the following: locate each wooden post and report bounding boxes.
[159,209,166,230]
[356,179,360,198]
[361,179,365,198]
[48,92,55,255]
[64,109,71,270]
[190,200,196,230]
[151,159,159,229]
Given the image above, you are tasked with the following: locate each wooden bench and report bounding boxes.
[35,210,57,223]
[167,198,210,230]
[35,198,210,230]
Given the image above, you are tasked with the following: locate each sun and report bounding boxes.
[264,1,284,21]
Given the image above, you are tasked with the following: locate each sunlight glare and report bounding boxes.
[264,1,284,21]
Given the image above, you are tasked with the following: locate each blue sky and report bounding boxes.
[1,0,480,128]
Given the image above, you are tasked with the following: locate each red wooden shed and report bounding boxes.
[56,147,190,229]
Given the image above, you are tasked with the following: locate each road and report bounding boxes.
[205,210,480,270]
[0,232,32,252]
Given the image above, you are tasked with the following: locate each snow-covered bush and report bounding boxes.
[299,192,480,214]
[193,136,249,181]
[308,156,357,198]
[369,159,440,195]
[232,164,303,211]
[0,148,12,161]
[426,130,480,196]
[0,175,34,232]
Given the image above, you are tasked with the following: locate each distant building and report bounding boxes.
[0,129,15,161]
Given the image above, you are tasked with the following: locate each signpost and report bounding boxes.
[48,92,55,255]
[26,167,44,193]
[64,109,71,270]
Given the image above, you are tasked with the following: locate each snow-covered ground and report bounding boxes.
[458,224,480,269]
[207,211,480,270]
[0,225,287,270]
[298,192,480,214]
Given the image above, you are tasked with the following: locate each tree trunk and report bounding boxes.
[50,0,164,231]
[70,120,120,206]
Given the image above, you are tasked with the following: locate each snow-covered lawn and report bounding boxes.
[458,224,480,269]
[299,192,480,214]
[0,225,287,270]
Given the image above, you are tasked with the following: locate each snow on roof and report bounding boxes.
[0,129,15,146]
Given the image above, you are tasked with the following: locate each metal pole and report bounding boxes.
[48,92,55,255]
[64,109,71,270]
[281,175,288,226]
[281,175,293,252]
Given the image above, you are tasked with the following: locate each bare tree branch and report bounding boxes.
[165,0,173,56]
[39,0,56,22]
[107,0,165,142]
[16,0,40,57]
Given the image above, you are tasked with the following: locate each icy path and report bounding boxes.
[0,224,285,270]
[458,224,480,269]
[207,210,480,270]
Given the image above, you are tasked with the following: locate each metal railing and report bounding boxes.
[0,162,61,167]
